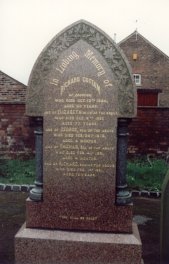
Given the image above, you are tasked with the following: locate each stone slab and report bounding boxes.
[26,198,133,233]
[41,40,119,232]
[15,222,142,264]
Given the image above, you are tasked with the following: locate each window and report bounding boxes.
[133,74,141,86]
[132,53,138,60]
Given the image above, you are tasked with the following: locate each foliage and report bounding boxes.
[127,158,168,191]
[0,159,35,184]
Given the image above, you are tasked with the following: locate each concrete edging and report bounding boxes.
[0,183,161,198]
[0,184,34,192]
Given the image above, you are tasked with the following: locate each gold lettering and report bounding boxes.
[84,49,105,77]
[56,51,80,74]
[50,79,59,86]
[82,77,101,94]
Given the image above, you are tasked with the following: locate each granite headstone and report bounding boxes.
[15,20,143,264]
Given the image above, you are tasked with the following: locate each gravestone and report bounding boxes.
[161,169,169,264]
[15,20,142,264]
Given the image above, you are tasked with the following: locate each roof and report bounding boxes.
[0,71,26,87]
[119,31,169,60]
[0,70,26,103]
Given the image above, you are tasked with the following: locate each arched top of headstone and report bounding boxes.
[26,20,136,117]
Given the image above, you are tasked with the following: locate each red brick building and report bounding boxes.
[0,71,34,158]
[119,31,169,156]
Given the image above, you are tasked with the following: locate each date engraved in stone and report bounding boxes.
[44,86,116,178]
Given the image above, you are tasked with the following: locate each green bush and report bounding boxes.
[127,158,168,191]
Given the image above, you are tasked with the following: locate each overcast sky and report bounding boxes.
[1,0,169,85]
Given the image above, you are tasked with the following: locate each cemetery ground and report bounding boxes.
[0,191,160,264]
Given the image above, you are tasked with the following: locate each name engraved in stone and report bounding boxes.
[45,72,116,178]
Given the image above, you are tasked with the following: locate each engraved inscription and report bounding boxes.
[59,215,98,221]
[44,81,117,178]
[44,46,117,179]
[56,51,80,74]
[49,48,113,96]
[26,21,136,117]
[84,49,105,77]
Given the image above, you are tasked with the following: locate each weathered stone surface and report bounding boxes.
[26,20,136,118]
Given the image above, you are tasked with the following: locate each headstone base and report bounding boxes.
[26,198,133,233]
[15,222,143,264]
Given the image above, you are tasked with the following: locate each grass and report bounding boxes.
[0,159,35,185]
[127,158,168,191]
[0,158,168,190]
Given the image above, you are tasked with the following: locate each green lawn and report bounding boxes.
[127,158,168,191]
[0,159,35,185]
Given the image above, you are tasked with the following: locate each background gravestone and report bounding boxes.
[161,169,169,263]
[25,20,136,232]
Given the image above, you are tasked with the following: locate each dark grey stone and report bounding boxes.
[21,185,29,192]
[29,117,43,201]
[0,184,6,191]
[11,185,21,192]
[132,190,141,197]
[5,184,12,191]
[140,190,149,197]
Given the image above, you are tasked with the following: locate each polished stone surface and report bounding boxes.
[0,193,159,264]
[18,20,141,263]
[15,222,142,264]
[26,198,133,232]
[25,21,136,232]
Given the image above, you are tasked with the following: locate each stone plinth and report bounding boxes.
[26,198,133,233]
[15,222,142,264]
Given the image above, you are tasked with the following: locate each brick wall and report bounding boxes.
[0,104,34,158]
[0,72,33,158]
[0,71,26,103]
[128,107,169,156]
[119,32,169,107]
